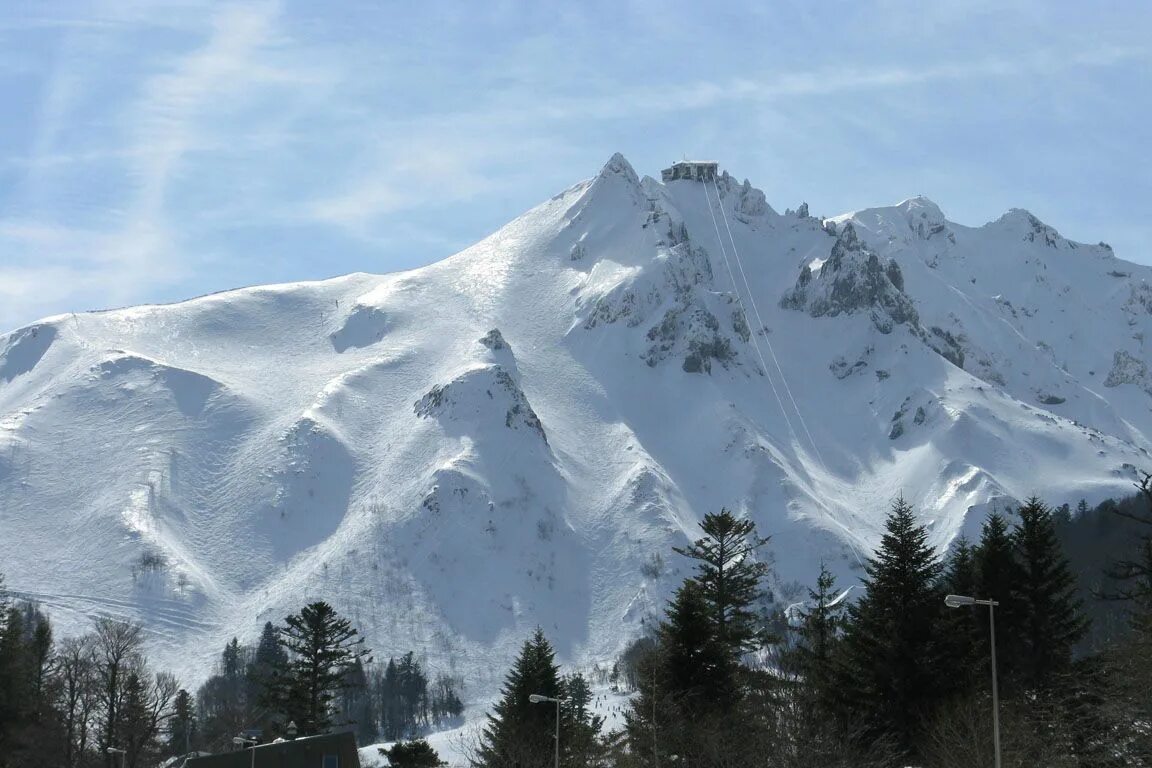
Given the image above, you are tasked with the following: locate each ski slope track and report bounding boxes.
[1,154,1149,693]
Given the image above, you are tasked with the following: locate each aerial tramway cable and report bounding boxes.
[700,174,868,568]
[707,176,827,471]
[699,178,801,450]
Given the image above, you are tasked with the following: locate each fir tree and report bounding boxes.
[560,673,605,767]
[474,628,564,768]
[270,601,370,735]
[166,689,196,757]
[835,496,948,757]
[383,739,446,767]
[1013,497,1088,689]
[974,511,1025,683]
[1106,473,1152,638]
[336,656,376,745]
[937,537,984,691]
[658,580,734,714]
[672,508,771,657]
[791,562,845,694]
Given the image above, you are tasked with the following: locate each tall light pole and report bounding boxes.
[106,746,126,768]
[529,693,565,768]
[232,736,258,768]
[945,594,1001,768]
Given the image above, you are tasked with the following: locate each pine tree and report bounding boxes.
[336,656,376,745]
[560,673,605,767]
[835,496,948,757]
[791,562,844,694]
[249,621,288,735]
[197,639,252,748]
[270,601,370,736]
[379,657,403,741]
[1012,497,1088,689]
[672,508,771,657]
[474,628,564,768]
[659,580,734,714]
[974,511,1026,684]
[383,739,446,767]
[166,689,196,757]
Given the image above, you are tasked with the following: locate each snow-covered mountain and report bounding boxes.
[1,154,1149,693]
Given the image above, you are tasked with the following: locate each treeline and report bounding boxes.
[193,628,463,749]
[0,597,181,768]
[185,603,464,752]
[472,484,1152,767]
[0,588,465,768]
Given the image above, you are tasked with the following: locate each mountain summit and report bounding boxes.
[1,154,1148,689]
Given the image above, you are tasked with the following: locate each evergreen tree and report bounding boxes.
[379,657,404,741]
[248,621,288,736]
[560,673,605,767]
[166,689,197,757]
[791,562,845,696]
[835,496,948,758]
[197,638,252,749]
[383,739,446,767]
[672,508,771,657]
[336,656,377,745]
[270,601,370,735]
[1012,497,1088,689]
[973,511,1026,684]
[1106,473,1152,637]
[474,628,564,768]
[658,580,734,715]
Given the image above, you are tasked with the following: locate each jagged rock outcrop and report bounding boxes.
[1104,350,1151,394]
[781,223,918,334]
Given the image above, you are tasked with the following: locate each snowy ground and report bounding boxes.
[1,153,1148,695]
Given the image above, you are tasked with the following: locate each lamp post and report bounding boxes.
[529,693,565,768]
[232,736,257,768]
[945,594,1001,768]
[106,746,126,768]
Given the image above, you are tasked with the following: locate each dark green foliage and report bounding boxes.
[973,512,1026,680]
[835,496,949,757]
[612,636,655,692]
[658,580,735,714]
[672,507,772,656]
[196,638,254,749]
[560,673,606,767]
[1013,497,1088,689]
[336,656,377,745]
[382,739,446,767]
[473,628,574,768]
[268,601,370,736]
[166,689,197,757]
[622,510,775,766]
[376,652,430,740]
[790,561,844,695]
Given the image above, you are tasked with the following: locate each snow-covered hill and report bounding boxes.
[1,154,1149,695]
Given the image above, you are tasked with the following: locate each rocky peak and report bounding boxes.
[781,223,918,334]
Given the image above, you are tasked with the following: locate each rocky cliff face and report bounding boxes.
[1,154,1149,693]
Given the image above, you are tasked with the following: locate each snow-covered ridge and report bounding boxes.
[1,154,1149,699]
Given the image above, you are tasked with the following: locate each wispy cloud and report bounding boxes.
[1,0,1148,332]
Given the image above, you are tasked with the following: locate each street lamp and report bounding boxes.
[233,736,258,768]
[106,746,126,768]
[529,693,566,768]
[945,594,1002,768]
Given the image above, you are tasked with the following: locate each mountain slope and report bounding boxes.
[1,154,1148,693]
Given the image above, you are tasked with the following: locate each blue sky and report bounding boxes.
[1,0,1149,332]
